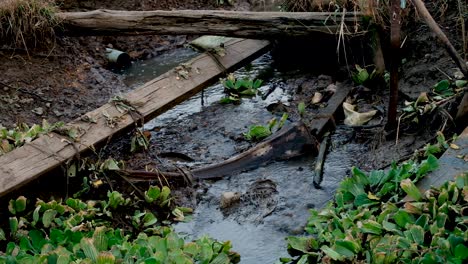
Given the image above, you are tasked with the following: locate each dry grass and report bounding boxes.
[0,0,61,51]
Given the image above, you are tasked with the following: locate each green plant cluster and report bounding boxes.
[400,79,466,124]
[0,185,240,263]
[219,74,263,104]
[351,65,379,86]
[244,113,288,141]
[0,120,63,156]
[282,154,468,263]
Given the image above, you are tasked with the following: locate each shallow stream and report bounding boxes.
[122,50,368,263]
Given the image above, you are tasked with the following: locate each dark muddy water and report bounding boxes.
[123,51,368,263]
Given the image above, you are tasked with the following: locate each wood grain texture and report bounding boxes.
[57,9,363,37]
[0,39,270,197]
[415,126,468,191]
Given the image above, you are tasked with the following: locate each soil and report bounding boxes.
[0,0,465,230]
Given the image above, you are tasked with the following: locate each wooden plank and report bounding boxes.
[415,126,468,192]
[0,39,270,197]
[57,9,363,37]
[307,85,351,138]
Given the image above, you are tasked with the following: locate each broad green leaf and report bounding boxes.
[400,179,422,201]
[454,244,468,260]
[142,212,158,227]
[416,155,438,179]
[406,225,425,245]
[433,79,450,92]
[454,80,467,88]
[42,209,57,228]
[287,236,317,253]
[80,238,98,262]
[360,220,382,235]
[394,210,415,228]
[96,252,115,264]
[15,196,27,213]
[335,240,361,255]
[9,217,18,234]
[321,245,343,261]
[145,186,161,203]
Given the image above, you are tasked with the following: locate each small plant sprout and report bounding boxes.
[220,73,263,104]
[244,113,288,141]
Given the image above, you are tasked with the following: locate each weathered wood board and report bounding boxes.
[415,126,468,192]
[57,9,363,37]
[0,39,270,197]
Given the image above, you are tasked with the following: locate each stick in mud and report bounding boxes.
[312,132,330,188]
[411,0,468,78]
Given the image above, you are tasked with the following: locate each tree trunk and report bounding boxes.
[56,9,362,38]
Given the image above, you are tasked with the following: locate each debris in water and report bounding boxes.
[343,102,377,126]
[220,191,241,209]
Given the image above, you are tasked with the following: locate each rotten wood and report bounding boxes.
[0,38,270,197]
[313,132,330,188]
[123,122,317,181]
[307,84,352,138]
[411,0,468,78]
[56,9,363,38]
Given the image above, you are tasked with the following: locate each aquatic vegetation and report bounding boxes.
[282,152,468,263]
[244,113,288,141]
[0,185,240,263]
[0,120,64,156]
[220,73,263,104]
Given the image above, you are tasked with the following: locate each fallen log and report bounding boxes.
[56,9,364,37]
[123,122,318,181]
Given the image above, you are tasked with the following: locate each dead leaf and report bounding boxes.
[343,102,377,126]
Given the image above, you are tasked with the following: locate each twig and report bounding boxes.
[411,0,468,78]
[313,132,330,188]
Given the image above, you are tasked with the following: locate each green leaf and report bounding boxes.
[29,229,46,252]
[0,228,5,241]
[145,186,161,203]
[80,238,98,262]
[14,196,27,214]
[454,80,467,88]
[93,227,108,251]
[96,252,116,264]
[416,155,439,179]
[335,240,361,256]
[253,79,263,89]
[400,179,422,201]
[405,225,425,245]
[354,194,379,207]
[360,220,382,235]
[434,79,450,92]
[244,125,271,141]
[142,212,158,227]
[454,244,468,260]
[9,217,18,234]
[321,245,343,261]
[287,236,317,253]
[394,210,414,228]
[298,102,306,117]
[42,209,57,228]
